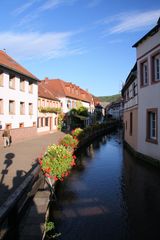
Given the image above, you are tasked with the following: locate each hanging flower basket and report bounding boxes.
[59,134,79,153]
[38,144,76,189]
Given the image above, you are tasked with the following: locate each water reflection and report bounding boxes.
[51,132,160,240]
[121,149,160,240]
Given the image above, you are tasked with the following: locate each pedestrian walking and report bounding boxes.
[2,126,11,147]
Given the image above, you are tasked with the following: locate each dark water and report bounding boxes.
[52,131,160,240]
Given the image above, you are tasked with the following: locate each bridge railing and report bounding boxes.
[0,164,44,239]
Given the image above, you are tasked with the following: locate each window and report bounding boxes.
[132,82,136,97]
[45,118,49,126]
[54,117,57,126]
[146,109,158,144]
[42,99,45,107]
[67,100,71,109]
[20,79,25,91]
[9,75,15,89]
[0,71,3,86]
[129,112,133,136]
[0,99,3,114]
[141,61,148,86]
[152,54,160,82]
[20,102,25,114]
[29,82,33,93]
[9,100,15,114]
[29,103,33,115]
[127,89,129,100]
[41,118,44,127]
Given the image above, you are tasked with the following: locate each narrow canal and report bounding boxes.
[52,131,160,240]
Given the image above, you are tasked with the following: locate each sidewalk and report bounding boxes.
[0,130,65,206]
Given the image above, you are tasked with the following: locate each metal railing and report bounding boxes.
[0,164,44,239]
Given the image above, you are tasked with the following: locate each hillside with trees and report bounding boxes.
[97,94,121,103]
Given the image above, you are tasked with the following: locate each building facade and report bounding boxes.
[122,64,138,150]
[0,50,39,143]
[39,78,95,127]
[122,18,160,161]
[107,99,124,120]
[38,81,61,132]
[133,18,160,160]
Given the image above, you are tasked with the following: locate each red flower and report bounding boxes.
[45,167,51,173]
[53,176,58,181]
[73,155,76,159]
[71,160,76,166]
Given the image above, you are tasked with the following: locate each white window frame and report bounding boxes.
[146,108,158,144]
[154,54,160,81]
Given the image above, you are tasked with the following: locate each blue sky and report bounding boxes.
[0,0,160,96]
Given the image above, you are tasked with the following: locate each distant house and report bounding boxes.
[122,18,160,161]
[122,63,138,150]
[39,78,95,128]
[107,99,123,120]
[38,81,61,132]
[0,50,39,142]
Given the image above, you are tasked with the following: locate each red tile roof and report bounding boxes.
[0,50,38,81]
[40,78,94,103]
[38,81,60,101]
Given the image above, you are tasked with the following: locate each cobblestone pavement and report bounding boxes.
[0,131,65,206]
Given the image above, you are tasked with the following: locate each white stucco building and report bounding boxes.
[39,79,95,127]
[122,18,160,161]
[122,64,138,150]
[0,50,39,143]
[38,81,61,132]
[107,99,123,120]
[133,18,160,160]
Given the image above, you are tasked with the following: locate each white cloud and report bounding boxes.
[102,10,160,34]
[87,0,102,8]
[39,0,77,11]
[13,0,78,28]
[13,0,38,15]
[0,31,84,61]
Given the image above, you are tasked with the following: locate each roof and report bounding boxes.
[0,50,38,81]
[38,81,60,101]
[40,78,94,103]
[121,63,137,95]
[107,98,123,110]
[133,18,160,48]
[92,96,100,105]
